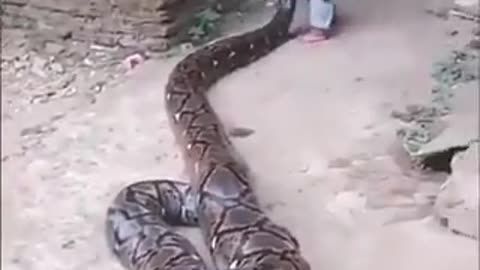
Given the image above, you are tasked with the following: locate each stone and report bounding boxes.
[454,0,479,9]
[12,59,29,70]
[414,81,478,156]
[228,127,255,138]
[434,142,479,239]
[31,55,49,77]
[44,42,66,55]
[55,74,76,89]
[2,0,29,6]
[2,0,224,55]
[467,38,480,49]
[50,62,65,74]
[139,37,170,52]
[114,0,183,14]
[118,35,137,47]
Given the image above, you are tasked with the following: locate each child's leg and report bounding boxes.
[300,0,336,43]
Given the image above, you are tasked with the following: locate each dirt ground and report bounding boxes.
[2,0,478,269]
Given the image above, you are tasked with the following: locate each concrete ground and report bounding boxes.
[2,0,478,269]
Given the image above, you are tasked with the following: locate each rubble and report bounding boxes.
[1,0,242,118]
[434,142,479,240]
[393,48,478,157]
[453,0,479,19]
[389,11,479,241]
[2,0,238,52]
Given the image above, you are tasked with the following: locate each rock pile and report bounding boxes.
[1,0,239,119]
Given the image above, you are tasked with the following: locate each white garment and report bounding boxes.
[309,0,335,29]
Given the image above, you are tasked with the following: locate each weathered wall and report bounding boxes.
[2,0,240,51]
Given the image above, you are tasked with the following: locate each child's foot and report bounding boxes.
[299,28,329,43]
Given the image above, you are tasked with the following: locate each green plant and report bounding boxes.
[188,8,222,41]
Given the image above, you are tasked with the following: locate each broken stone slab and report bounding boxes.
[454,0,479,17]
[396,48,479,157]
[455,0,478,7]
[424,0,456,18]
[413,81,478,157]
[434,142,479,240]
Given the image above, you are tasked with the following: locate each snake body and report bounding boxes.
[105,1,311,269]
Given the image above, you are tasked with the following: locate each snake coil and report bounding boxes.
[105,1,311,269]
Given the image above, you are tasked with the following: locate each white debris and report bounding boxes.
[122,53,146,70]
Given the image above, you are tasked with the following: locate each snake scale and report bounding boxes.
[105,1,311,269]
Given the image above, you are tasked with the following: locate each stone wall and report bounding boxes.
[2,0,239,52]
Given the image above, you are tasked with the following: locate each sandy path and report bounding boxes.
[2,0,478,269]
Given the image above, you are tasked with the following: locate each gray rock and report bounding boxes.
[50,62,65,74]
[415,81,478,156]
[12,59,29,70]
[31,55,49,77]
[434,142,479,240]
[44,42,66,55]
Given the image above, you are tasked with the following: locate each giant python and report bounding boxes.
[105,1,311,269]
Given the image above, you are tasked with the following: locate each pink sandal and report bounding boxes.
[299,28,329,43]
[298,0,336,44]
